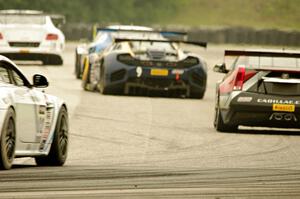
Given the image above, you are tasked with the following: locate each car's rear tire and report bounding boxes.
[43,56,63,66]
[75,53,82,79]
[35,107,68,166]
[0,108,16,170]
[190,91,205,99]
[214,106,237,133]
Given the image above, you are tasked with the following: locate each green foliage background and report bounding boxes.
[0,0,299,30]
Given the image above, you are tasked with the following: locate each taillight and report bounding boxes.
[233,66,245,90]
[0,33,3,40]
[219,66,257,94]
[46,33,58,40]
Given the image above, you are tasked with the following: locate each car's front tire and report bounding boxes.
[35,106,68,166]
[0,108,16,170]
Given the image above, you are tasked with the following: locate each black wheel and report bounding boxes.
[0,108,16,170]
[75,53,82,79]
[43,56,63,66]
[35,107,68,166]
[190,91,205,99]
[214,105,237,132]
[98,66,110,94]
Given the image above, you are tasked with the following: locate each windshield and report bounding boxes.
[0,15,46,24]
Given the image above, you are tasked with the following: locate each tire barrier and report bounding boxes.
[62,24,300,46]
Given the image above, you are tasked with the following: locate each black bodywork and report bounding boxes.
[214,50,300,132]
[83,38,208,99]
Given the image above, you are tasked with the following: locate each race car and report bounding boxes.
[0,10,65,65]
[82,36,207,98]
[75,25,154,79]
[214,50,300,132]
[0,55,68,169]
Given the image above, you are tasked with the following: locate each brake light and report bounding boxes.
[233,66,245,90]
[46,33,58,40]
[0,33,3,40]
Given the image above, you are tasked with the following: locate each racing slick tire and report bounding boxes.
[35,106,68,166]
[190,91,205,99]
[0,108,16,170]
[98,66,112,95]
[214,105,238,133]
[43,56,63,66]
[75,52,82,79]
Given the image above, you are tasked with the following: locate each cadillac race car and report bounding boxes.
[214,50,300,132]
[0,55,68,169]
[0,10,65,65]
[75,25,154,79]
[82,36,207,98]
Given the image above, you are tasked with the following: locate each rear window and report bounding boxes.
[0,15,46,25]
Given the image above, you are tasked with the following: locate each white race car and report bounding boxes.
[0,55,68,170]
[0,10,65,65]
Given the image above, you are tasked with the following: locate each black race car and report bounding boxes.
[214,50,300,132]
[82,37,207,98]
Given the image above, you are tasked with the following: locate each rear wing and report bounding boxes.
[0,10,65,26]
[225,50,300,58]
[93,26,187,40]
[114,38,207,48]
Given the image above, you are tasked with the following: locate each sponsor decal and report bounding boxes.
[237,96,253,102]
[257,98,300,105]
[171,69,184,75]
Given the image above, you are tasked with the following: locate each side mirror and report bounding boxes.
[213,63,228,73]
[33,74,49,88]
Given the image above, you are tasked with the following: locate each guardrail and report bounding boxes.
[62,23,300,46]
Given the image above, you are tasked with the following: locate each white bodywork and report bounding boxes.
[0,55,66,157]
[0,10,65,61]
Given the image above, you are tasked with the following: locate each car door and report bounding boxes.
[0,61,47,144]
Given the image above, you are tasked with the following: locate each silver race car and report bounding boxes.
[214,50,300,132]
[0,55,68,169]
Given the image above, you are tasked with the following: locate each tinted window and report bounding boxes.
[11,70,25,86]
[0,66,10,84]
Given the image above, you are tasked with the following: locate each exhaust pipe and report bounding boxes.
[274,113,283,121]
[284,114,293,121]
[269,113,298,122]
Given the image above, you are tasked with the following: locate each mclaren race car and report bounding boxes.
[75,25,154,79]
[82,36,207,98]
[0,55,68,169]
[214,50,300,132]
[0,10,65,65]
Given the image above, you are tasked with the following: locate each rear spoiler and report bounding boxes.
[93,26,187,40]
[114,38,207,48]
[96,27,187,35]
[225,50,300,58]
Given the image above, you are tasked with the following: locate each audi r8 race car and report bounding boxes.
[0,55,68,169]
[214,50,300,132]
[0,10,65,65]
[75,25,154,79]
[82,36,207,98]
